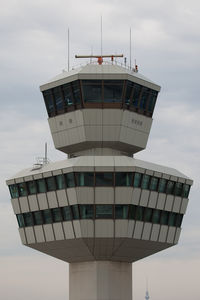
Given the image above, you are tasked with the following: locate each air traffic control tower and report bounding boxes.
[6,55,193,300]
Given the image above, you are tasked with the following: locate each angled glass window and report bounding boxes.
[129,205,136,219]
[182,184,190,198]
[33,211,43,225]
[125,81,134,105]
[72,81,81,104]
[62,83,74,106]
[46,177,56,192]
[96,205,113,219]
[43,90,54,116]
[82,80,102,103]
[55,174,65,190]
[76,172,94,186]
[139,87,150,110]
[115,172,133,186]
[149,177,158,191]
[141,174,150,189]
[65,172,75,188]
[18,182,28,197]
[71,205,79,220]
[135,206,145,221]
[175,214,183,227]
[53,86,64,112]
[160,211,169,225]
[166,181,174,194]
[144,207,153,222]
[104,80,123,103]
[43,209,53,224]
[115,205,128,219]
[132,84,142,107]
[168,212,176,226]
[52,208,63,222]
[62,206,71,221]
[27,181,37,195]
[9,184,19,198]
[158,178,167,193]
[37,179,46,193]
[95,172,113,186]
[148,90,158,113]
[79,205,94,219]
[174,182,183,197]
[133,173,142,188]
[24,212,34,227]
[152,209,161,224]
[17,214,25,228]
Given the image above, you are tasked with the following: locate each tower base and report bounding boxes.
[69,261,132,300]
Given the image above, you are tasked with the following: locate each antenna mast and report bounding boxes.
[68,28,70,72]
[130,27,132,70]
[101,16,103,57]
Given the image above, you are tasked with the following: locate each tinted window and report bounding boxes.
[37,179,46,193]
[52,208,62,222]
[144,207,153,222]
[166,181,174,194]
[125,81,134,105]
[158,178,167,193]
[152,209,161,224]
[24,212,34,227]
[18,182,28,197]
[17,214,25,228]
[182,184,190,198]
[141,174,150,189]
[149,177,158,191]
[82,80,102,103]
[65,173,75,188]
[62,206,71,221]
[115,205,128,219]
[160,211,169,225]
[33,211,43,225]
[76,172,94,186]
[168,212,176,226]
[139,87,150,110]
[43,209,53,224]
[55,174,65,190]
[174,182,183,196]
[72,81,81,104]
[135,206,145,221]
[95,173,113,186]
[71,205,79,220]
[79,205,94,219]
[129,205,136,219]
[28,181,37,195]
[53,86,64,112]
[132,84,142,107]
[115,172,132,186]
[43,90,54,116]
[62,83,73,106]
[133,173,142,187]
[9,184,19,198]
[104,81,123,103]
[46,177,56,192]
[96,205,113,219]
[148,90,157,113]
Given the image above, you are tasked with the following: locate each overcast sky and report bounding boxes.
[0,0,200,299]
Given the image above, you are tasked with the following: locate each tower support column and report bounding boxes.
[69,261,132,300]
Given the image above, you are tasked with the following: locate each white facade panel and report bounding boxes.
[132,188,141,205]
[142,223,152,240]
[57,189,68,207]
[133,221,143,239]
[103,109,122,125]
[28,195,39,211]
[180,198,189,214]
[115,187,133,204]
[25,227,36,244]
[173,197,182,213]
[34,225,45,243]
[139,190,149,206]
[43,224,55,242]
[83,109,102,125]
[18,228,27,244]
[148,191,158,208]
[174,228,181,244]
[150,224,160,242]
[53,223,65,240]
[80,220,94,238]
[47,191,58,208]
[73,221,82,238]
[63,221,75,239]
[19,197,29,213]
[67,188,77,205]
[115,220,128,238]
[165,195,174,211]
[156,193,166,210]
[95,187,114,204]
[102,126,120,141]
[158,225,168,242]
[76,187,94,204]
[11,198,21,214]
[85,125,102,141]
[95,220,114,238]
[166,227,176,244]
[127,220,135,238]
[37,193,48,210]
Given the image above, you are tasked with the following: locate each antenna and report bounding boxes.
[68,28,70,72]
[101,15,103,57]
[145,278,150,300]
[130,27,132,70]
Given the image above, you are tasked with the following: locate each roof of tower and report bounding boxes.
[40,63,161,92]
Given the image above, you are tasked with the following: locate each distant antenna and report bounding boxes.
[145,278,150,300]
[101,16,103,57]
[130,27,132,70]
[68,28,70,72]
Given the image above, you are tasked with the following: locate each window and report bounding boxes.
[43,209,53,224]
[71,205,79,220]
[17,214,25,228]
[141,174,150,189]
[144,207,153,222]
[135,206,145,221]
[33,211,43,225]
[139,87,150,110]
[129,205,136,219]
[53,86,64,112]
[95,172,113,186]
[182,184,190,198]
[96,205,113,219]
[65,173,75,188]
[133,173,142,187]
[148,90,157,113]
[82,80,102,103]
[115,205,128,219]
[9,184,19,198]
[175,214,183,227]
[46,177,56,192]
[125,81,134,105]
[160,211,169,225]
[166,181,174,194]
[62,83,74,107]
[158,178,167,193]
[24,212,34,227]
[55,174,65,190]
[149,177,158,191]
[37,179,46,193]
[71,81,81,104]
[115,172,133,186]
[79,205,94,219]
[76,172,94,186]
[174,182,183,196]
[168,212,176,226]
[28,181,37,195]
[18,182,28,197]
[52,208,62,222]
[43,90,54,117]
[104,80,123,103]
[152,209,161,224]
[62,206,71,221]
[132,84,142,107]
